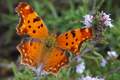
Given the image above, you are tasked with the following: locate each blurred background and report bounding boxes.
[0,0,120,80]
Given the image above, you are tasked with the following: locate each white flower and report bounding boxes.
[79,76,104,80]
[33,64,48,76]
[107,51,118,59]
[100,58,107,67]
[76,56,85,74]
[83,14,93,27]
[100,51,118,67]
[100,12,113,27]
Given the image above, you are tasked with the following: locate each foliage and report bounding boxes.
[0,0,120,80]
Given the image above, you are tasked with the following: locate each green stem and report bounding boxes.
[96,0,105,11]
[69,0,74,11]
[45,0,58,19]
[92,0,97,11]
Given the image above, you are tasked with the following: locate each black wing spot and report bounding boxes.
[33,17,40,23]
[38,26,40,29]
[32,30,36,33]
[40,24,43,27]
[55,54,58,56]
[71,30,76,38]
[66,37,68,39]
[66,42,68,46]
[60,53,63,55]
[72,42,74,44]
[65,33,68,36]
[75,38,78,41]
[28,25,31,28]
[28,20,30,23]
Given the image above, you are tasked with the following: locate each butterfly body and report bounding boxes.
[43,34,56,50]
[16,2,93,74]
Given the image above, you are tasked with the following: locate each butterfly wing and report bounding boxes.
[16,2,48,39]
[43,48,69,73]
[17,38,44,67]
[56,27,93,55]
[17,38,69,73]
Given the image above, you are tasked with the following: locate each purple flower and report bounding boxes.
[100,12,113,27]
[76,56,85,74]
[83,15,93,27]
[83,12,113,28]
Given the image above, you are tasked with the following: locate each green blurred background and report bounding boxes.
[0,0,120,80]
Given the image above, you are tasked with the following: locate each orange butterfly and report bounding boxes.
[16,2,93,74]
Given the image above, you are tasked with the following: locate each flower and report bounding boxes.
[83,12,113,28]
[100,58,107,67]
[76,56,85,74]
[100,50,118,67]
[83,14,93,27]
[79,76,104,80]
[107,51,118,59]
[100,12,113,27]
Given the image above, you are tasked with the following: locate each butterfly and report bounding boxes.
[16,2,93,74]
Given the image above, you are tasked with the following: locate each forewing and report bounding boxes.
[56,27,93,55]
[16,2,48,39]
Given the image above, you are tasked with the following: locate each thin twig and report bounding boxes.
[0,63,14,69]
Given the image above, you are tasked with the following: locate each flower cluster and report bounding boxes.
[83,12,113,27]
[100,50,118,67]
[79,76,104,80]
[107,50,118,59]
